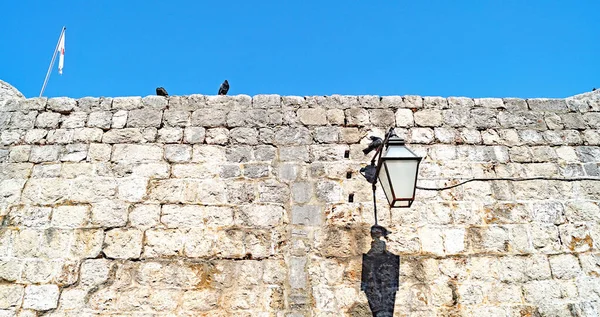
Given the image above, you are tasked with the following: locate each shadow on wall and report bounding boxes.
[361,225,400,317]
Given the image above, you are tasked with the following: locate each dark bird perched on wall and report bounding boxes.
[218,80,229,95]
[156,87,168,97]
[594,88,597,91]
[363,136,383,154]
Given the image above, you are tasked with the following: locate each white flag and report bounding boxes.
[58,31,65,75]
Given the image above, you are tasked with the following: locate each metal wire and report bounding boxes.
[416,177,600,191]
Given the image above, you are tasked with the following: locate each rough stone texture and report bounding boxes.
[1,84,599,316]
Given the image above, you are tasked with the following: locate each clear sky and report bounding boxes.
[1,1,598,99]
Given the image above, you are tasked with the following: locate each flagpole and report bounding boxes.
[39,26,66,97]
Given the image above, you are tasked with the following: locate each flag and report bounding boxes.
[58,31,65,75]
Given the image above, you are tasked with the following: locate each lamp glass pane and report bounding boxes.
[382,159,419,199]
[383,145,418,159]
[378,164,394,205]
[393,200,410,208]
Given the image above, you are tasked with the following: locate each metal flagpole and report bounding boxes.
[39,26,66,97]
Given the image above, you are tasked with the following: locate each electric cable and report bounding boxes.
[416,177,600,191]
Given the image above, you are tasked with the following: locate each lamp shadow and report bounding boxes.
[360,225,400,317]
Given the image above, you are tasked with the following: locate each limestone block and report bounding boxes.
[498,111,547,130]
[421,97,447,110]
[559,224,593,252]
[394,108,414,128]
[291,205,322,226]
[184,228,217,257]
[7,205,51,227]
[181,289,219,311]
[527,98,568,112]
[69,177,116,203]
[128,204,160,229]
[87,143,111,161]
[9,111,37,129]
[102,128,144,143]
[87,111,112,129]
[583,112,600,128]
[46,129,73,144]
[61,112,87,128]
[69,229,103,259]
[256,180,289,204]
[322,109,343,125]
[243,163,270,178]
[161,205,234,228]
[0,259,22,282]
[312,127,339,144]
[23,129,47,144]
[230,127,258,145]
[72,127,103,143]
[252,94,281,108]
[143,229,185,257]
[315,180,342,203]
[60,143,87,162]
[22,285,59,311]
[104,228,143,259]
[90,200,128,227]
[468,226,509,253]
[414,109,443,127]
[126,109,162,128]
[164,144,191,163]
[273,126,312,145]
[116,177,148,202]
[191,108,227,127]
[530,201,565,224]
[162,110,189,127]
[279,146,309,162]
[111,96,143,110]
[17,98,46,111]
[237,205,284,227]
[21,178,68,205]
[296,108,327,126]
[21,260,59,284]
[109,111,127,130]
[530,223,561,253]
[140,95,167,110]
[35,112,61,128]
[344,108,369,126]
[169,94,207,111]
[57,288,87,311]
[433,127,457,143]
[7,145,30,163]
[111,144,163,163]
[51,205,89,228]
[0,285,24,309]
[564,201,600,223]
[409,128,435,144]
[549,254,582,279]
[37,229,71,258]
[205,127,229,145]
[224,145,252,163]
[419,227,444,256]
[310,144,348,161]
[46,97,76,113]
[183,126,206,144]
[29,145,61,163]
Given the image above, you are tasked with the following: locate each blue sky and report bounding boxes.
[1,1,598,99]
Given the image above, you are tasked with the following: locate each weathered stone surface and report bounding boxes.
[1,91,599,315]
[103,228,143,259]
[22,285,59,311]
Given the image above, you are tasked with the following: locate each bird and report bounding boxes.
[218,80,229,95]
[156,87,168,97]
[363,136,383,154]
[593,88,597,92]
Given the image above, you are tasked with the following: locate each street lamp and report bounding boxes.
[360,128,422,215]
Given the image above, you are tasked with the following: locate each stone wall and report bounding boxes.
[0,83,599,316]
